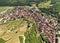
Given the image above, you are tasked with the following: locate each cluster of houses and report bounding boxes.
[0,7,58,43]
[0,7,57,25]
[0,7,39,24]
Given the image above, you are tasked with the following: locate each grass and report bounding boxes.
[19,36,23,43]
[0,19,25,32]
[3,19,24,30]
[0,17,34,31]
[0,19,27,43]
[0,38,5,43]
[0,6,9,12]
[38,0,51,8]
[25,25,39,43]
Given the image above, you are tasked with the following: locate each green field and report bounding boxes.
[0,38,5,43]
[0,6,9,12]
[19,36,23,43]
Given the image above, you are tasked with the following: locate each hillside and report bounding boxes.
[0,0,60,43]
[0,6,59,43]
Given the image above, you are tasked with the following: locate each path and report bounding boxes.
[58,37,60,43]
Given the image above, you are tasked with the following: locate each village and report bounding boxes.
[0,6,59,43]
